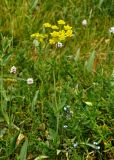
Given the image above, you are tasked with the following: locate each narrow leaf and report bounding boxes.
[0,83,9,101]
[31,90,39,111]
[74,48,80,62]
[34,155,48,160]
[19,138,28,160]
[98,0,104,8]
[57,149,61,155]
[85,51,95,72]
[7,132,19,156]
[85,102,93,106]
[85,143,100,150]
[30,0,39,11]
[2,54,12,66]
[2,111,10,126]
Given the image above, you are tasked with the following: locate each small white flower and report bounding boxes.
[93,142,98,145]
[93,142,100,150]
[73,143,78,148]
[10,66,16,74]
[82,19,87,26]
[63,105,70,111]
[109,27,114,33]
[63,107,67,111]
[96,146,100,150]
[56,42,63,48]
[27,78,34,85]
[63,125,68,128]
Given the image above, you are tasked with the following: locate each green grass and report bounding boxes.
[0,0,114,159]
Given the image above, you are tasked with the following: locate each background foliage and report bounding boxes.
[0,0,114,159]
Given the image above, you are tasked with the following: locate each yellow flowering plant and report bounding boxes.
[64,25,72,30]
[31,33,48,42]
[57,20,65,25]
[43,23,51,28]
[51,25,59,30]
[31,20,73,46]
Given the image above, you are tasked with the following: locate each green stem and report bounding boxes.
[53,70,59,134]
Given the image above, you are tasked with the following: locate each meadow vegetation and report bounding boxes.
[0,0,114,159]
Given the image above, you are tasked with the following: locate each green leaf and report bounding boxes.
[111,70,114,86]
[85,51,95,72]
[33,39,40,47]
[34,155,48,160]
[1,36,13,52]
[7,132,19,156]
[19,138,28,160]
[31,90,39,111]
[2,111,10,126]
[57,97,66,113]
[85,143,100,150]
[57,149,61,155]
[1,51,13,66]
[111,70,114,78]
[84,101,93,106]
[74,48,80,62]
[98,0,104,8]
[0,78,9,102]
[30,0,39,11]
[0,127,7,138]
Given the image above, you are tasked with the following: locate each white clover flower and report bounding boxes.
[56,42,63,48]
[82,19,87,26]
[63,107,67,111]
[10,66,16,74]
[27,78,34,85]
[109,27,114,33]
[63,125,68,128]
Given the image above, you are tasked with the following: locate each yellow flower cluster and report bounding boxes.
[43,23,51,28]
[49,25,73,44]
[51,25,59,30]
[57,20,66,25]
[31,33,47,42]
[31,20,73,45]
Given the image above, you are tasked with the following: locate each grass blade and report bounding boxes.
[34,155,48,160]
[31,90,39,111]
[7,132,19,156]
[19,138,28,160]
[98,0,104,8]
